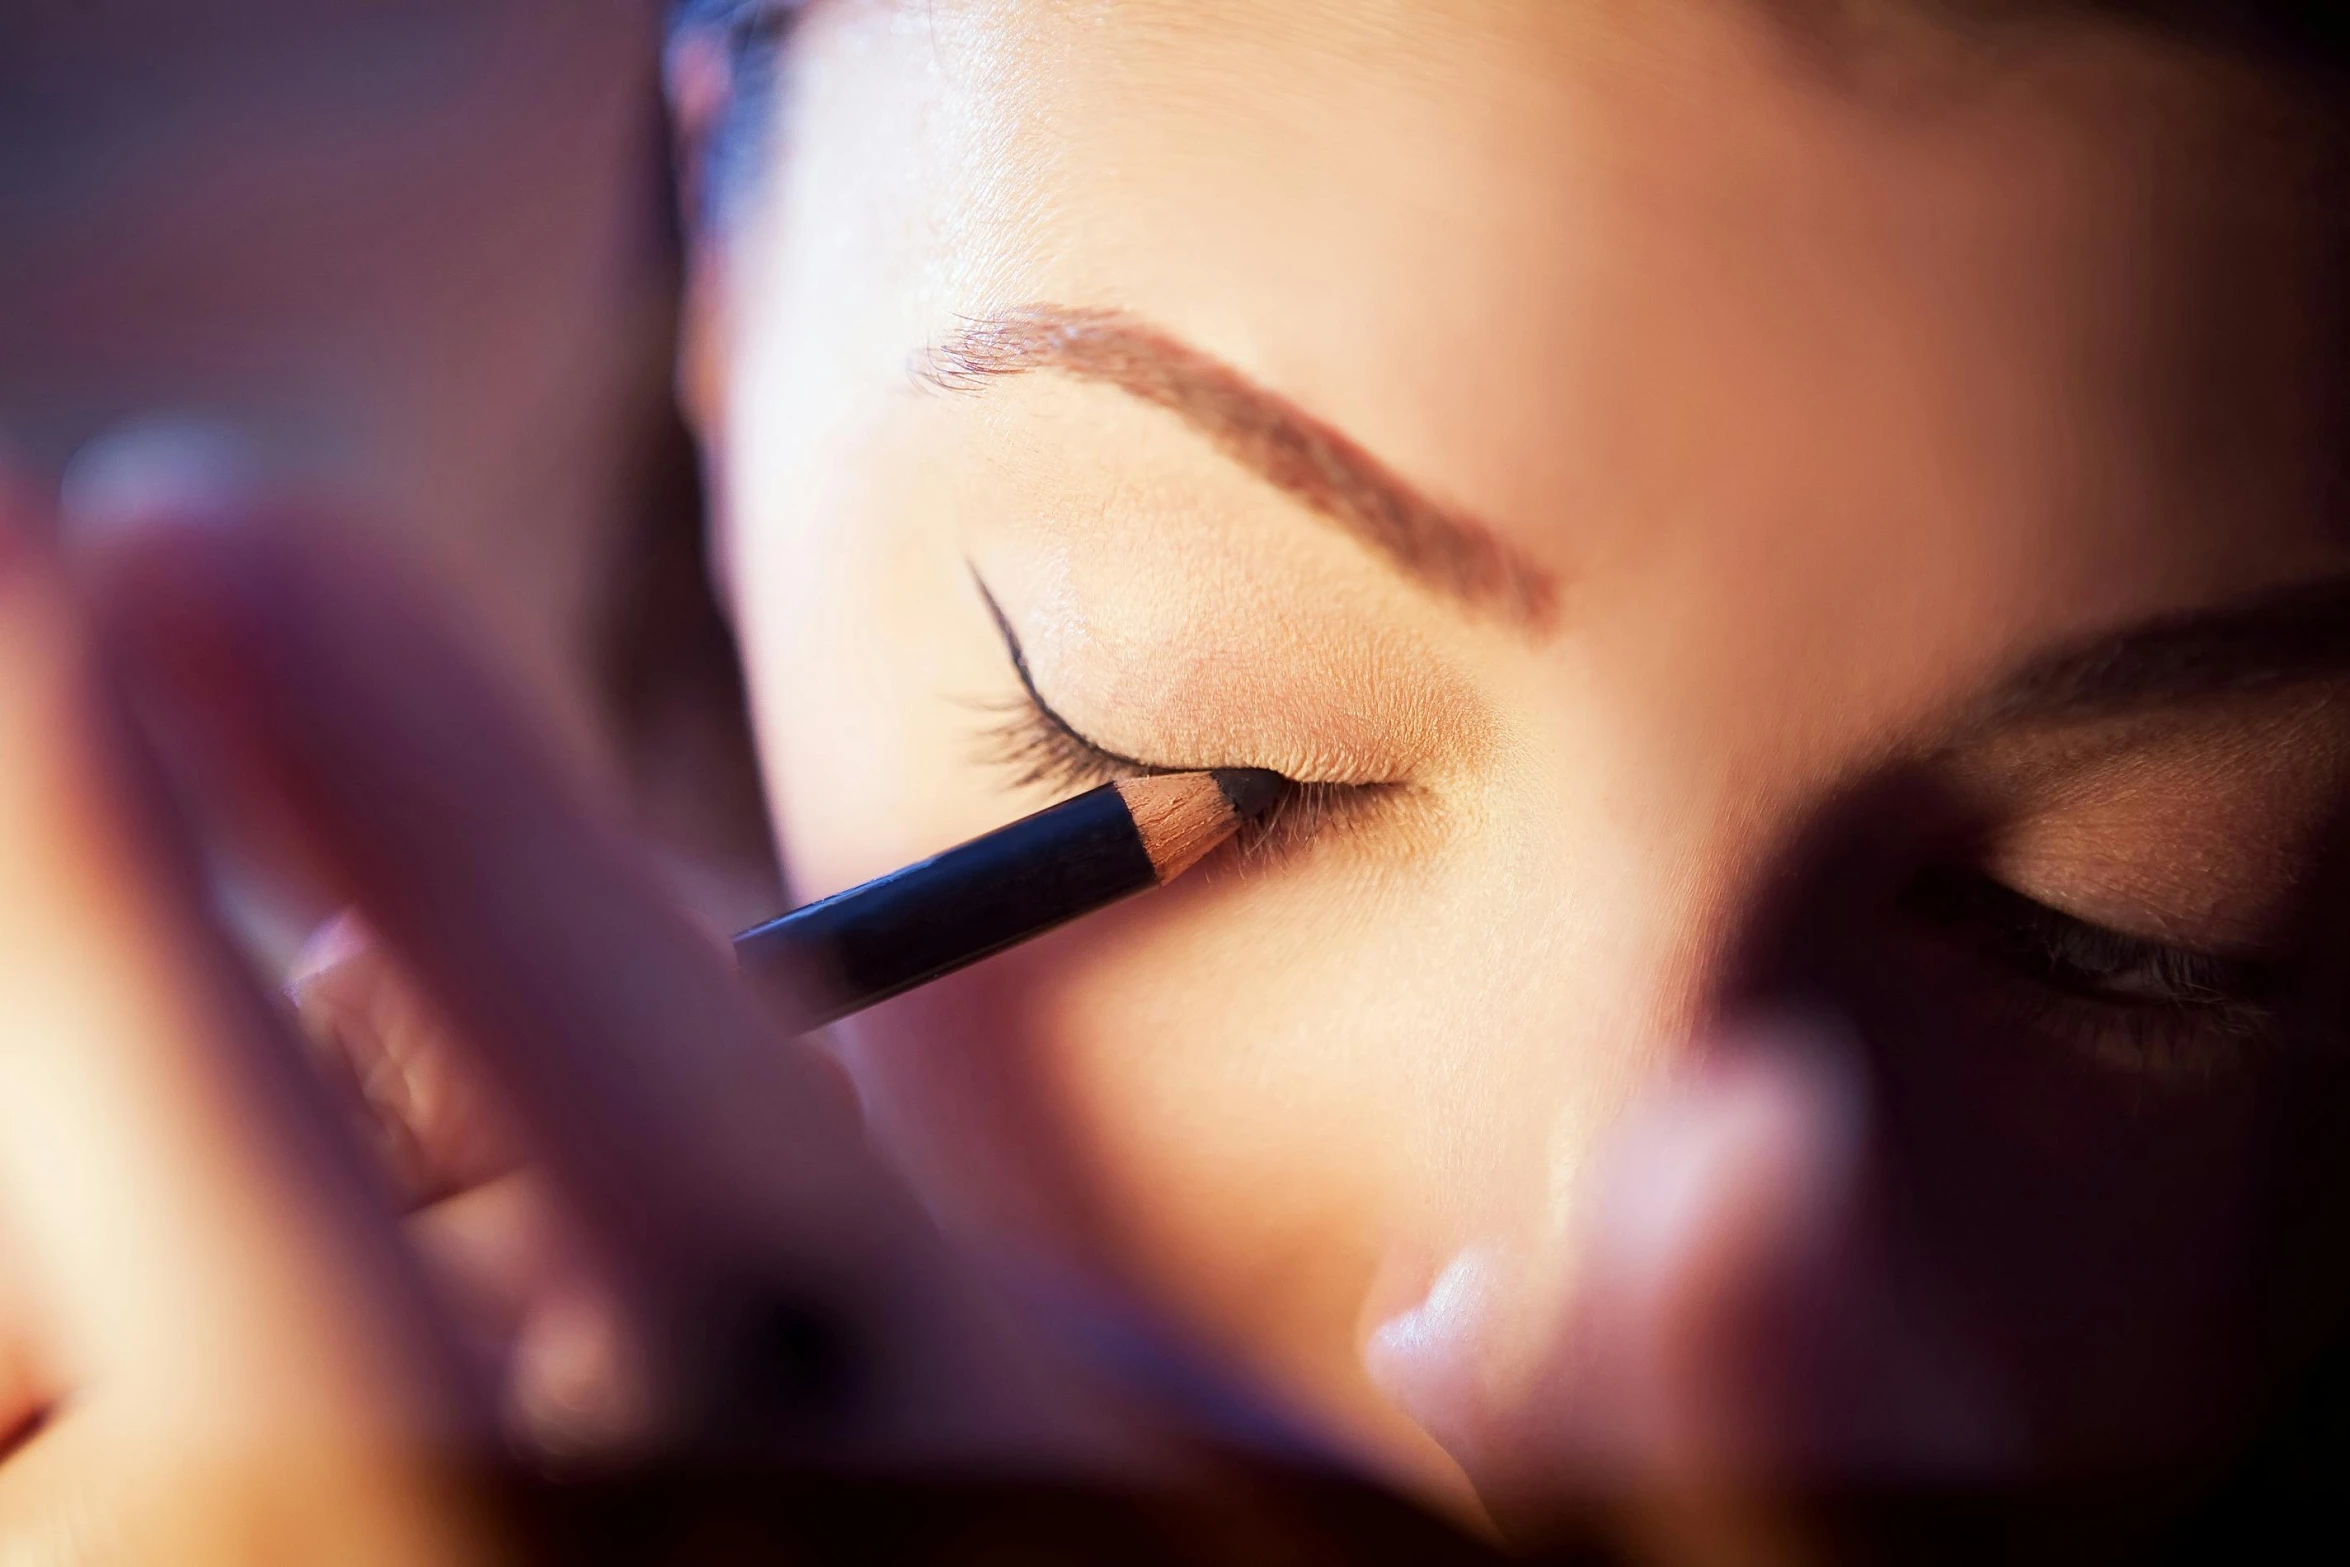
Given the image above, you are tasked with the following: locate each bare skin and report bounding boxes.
[0,1,2343,1561]
[0,466,1190,1562]
[697,0,2350,1533]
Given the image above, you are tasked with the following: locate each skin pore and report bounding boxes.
[689,0,2350,1517]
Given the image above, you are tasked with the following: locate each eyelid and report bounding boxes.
[964,543,1493,787]
[1904,866,2284,1007]
[970,568,1408,858]
[1896,866,2323,1080]
[973,563,1406,789]
[974,571,1163,776]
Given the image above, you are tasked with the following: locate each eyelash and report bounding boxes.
[970,577,1377,859]
[1900,865,2297,1076]
[975,697,1368,857]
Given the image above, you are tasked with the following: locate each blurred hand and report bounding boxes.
[1368,1023,2019,1566]
[2,430,2198,1567]
[0,459,490,1563]
[0,435,1164,1561]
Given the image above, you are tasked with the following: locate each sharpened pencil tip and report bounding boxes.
[1211,768,1288,822]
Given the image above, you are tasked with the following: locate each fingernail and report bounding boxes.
[1362,1239,1514,1459]
[511,1291,664,1462]
[58,419,264,541]
[1597,1019,1867,1287]
[1366,1242,1505,1385]
[287,908,377,993]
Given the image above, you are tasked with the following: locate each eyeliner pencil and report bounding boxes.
[734,769,1286,1035]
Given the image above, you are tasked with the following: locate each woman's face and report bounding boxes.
[698,0,2350,1501]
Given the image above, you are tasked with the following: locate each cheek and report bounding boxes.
[825,757,1714,1365]
[732,494,1755,1383]
[826,829,1636,1466]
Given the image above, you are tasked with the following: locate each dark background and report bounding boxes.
[0,0,777,930]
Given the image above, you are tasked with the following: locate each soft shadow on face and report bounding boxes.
[1716,756,2350,1475]
[690,0,2350,1524]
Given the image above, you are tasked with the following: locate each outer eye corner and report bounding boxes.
[971,694,1137,799]
[966,562,1409,861]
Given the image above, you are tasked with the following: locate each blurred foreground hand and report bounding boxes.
[1369,1028,2023,1567]
[0,432,2302,1566]
[0,432,1501,1565]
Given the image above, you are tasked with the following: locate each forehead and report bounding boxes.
[787,0,2348,658]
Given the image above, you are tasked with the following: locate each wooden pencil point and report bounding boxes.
[1117,769,1284,883]
[738,769,1292,1034]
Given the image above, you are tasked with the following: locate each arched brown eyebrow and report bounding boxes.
[916,305,1560,633]
[1986,574,2350,725]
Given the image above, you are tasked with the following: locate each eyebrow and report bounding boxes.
[1987,574,2350,725]
[917,305,1560,631]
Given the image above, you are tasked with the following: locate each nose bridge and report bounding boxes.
[1517,665,1851,1038]
[1420,716,1756,1243]
[1572,776,1840,1063]
[1491,602,1979,1196]
[1405,489,1989,1242]
[1443,702,1920,1286]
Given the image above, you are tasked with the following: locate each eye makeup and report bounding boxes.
[954,525,2340,1086]
[1906,702,2350,1078]
[969,573,1401,859]
[1900,864,2320,1078]
[735,768,1287,1034]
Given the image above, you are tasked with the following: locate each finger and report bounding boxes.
[70,442,1147,1471]
[411,1176,547,1375]
[291,911,524,1208]
[291,917,675,1459]
[0,460,472,1462]
[1584,1033,2013,1491]
[409,1168,669,1464]
[72,457,889,1278]
[65,438,941,1453]
[1577,1038,1876,1567]
[296,898,989,1467]
[1369,1018,2016,1563]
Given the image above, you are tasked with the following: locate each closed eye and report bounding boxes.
[968,569,1397,856]
[1897,864,2309,1077]
[974,573,1163,785]
[1901,866,2283,1012]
